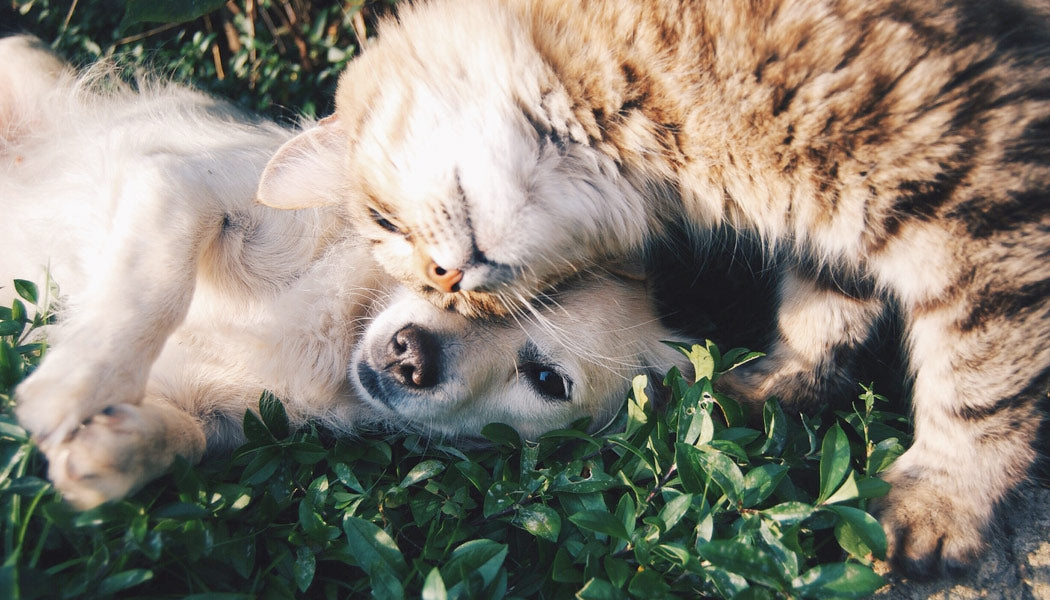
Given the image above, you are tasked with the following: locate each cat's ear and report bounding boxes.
[257,115,345,209]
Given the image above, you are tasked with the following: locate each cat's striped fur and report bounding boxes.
[257,0,1050,578]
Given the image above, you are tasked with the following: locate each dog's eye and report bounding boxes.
[369,208,401,233]
[521,361,571,402]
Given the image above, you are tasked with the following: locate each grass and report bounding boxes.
[2,1,914,597]
[0,278,912,599]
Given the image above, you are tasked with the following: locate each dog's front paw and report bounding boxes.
[14,355,147,448]
[873,468,988,579]
[44,404,173,510]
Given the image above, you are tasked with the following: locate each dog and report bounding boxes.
[0,36,690,509]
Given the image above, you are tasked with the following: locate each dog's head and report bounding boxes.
[351,271,692,440]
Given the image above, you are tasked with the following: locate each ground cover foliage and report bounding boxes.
[0,279,912,599]
[7,0,399,119]
[3,2,914,597]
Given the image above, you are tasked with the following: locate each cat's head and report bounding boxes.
[256,0,651,316]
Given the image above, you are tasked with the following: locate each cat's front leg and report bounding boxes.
[45,396,207,509]
[14,159,223,448]
[716,268,885,415]
[874,304,1046,578]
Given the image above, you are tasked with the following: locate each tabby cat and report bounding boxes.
[257,0,1050,577]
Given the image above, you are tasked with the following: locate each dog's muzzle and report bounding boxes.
[356,324,442,409]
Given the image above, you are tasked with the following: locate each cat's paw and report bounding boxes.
[873,468,988,579]
[44,404,172,510]
[716,359,841,416]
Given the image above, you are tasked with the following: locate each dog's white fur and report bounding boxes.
[1,36,690,509]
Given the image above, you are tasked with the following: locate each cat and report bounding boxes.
[256,0,1050,578]
[1,35,689,509]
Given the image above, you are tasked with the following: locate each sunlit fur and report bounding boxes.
[1,36,691,509]
[262,0,1050,577]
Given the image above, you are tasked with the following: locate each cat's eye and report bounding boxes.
[520,360,572,402]
[368,207,401,233]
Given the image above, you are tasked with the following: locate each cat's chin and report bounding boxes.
[417,286,517,318]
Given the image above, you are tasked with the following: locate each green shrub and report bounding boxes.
[10,0,398,119]
[0,277,911,599]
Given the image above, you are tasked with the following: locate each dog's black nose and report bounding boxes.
[383,325,440,389]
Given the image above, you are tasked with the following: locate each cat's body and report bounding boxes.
[259,0,1050,577]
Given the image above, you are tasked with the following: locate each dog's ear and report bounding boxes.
[257,115,345,209]
[604,254,647,282]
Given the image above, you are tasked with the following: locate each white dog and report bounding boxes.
[0,36,690,509]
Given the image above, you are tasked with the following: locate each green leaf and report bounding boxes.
[756,520,801,581]
[483,482,520,518]
[675,443,709,495]
[867,437,905,475]
[369,563,405,600]
[98,569,153,595]
[790,562,885,598]
[696,539,787,591]
[718,349,765,374]
[822,469,861,505]
[568,510,630,541]
[550,465,619,493]
[259,391,290,439]
[400,460,445,487]
[539,428,603,449]
[758,399,789,456]
[422,568,447,600]
[681,343,715,382]
[628,567,672,598]
[856,476,891,499]
[676,444,745,505]
[742,464,788,508]
[334,462,365,494]
[239,447,281,485]
[627,374,650,436]
[824,505,887,560]
[711,390,746,427]
[441,539,508,593]
[341,516,408,577]
[705,566,750,599]
[762,501,816,527]
[0,322,23,337]
[480,423,521,448]
[817,424,851,504]
[515,504,561,542]
[13,280,38,304]
[604,556,633,589]
[614,493,636,539]
[122,0,228,25]
[293,547,316,593]
[651,492,688,532]
[241,409,273,444]
[152,502,209,520]
[577,578,627,600]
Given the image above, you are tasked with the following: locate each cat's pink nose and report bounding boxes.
[425,260,463,293]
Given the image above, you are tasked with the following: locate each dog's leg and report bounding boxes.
[45,395,207,509]
[15,157,224,449]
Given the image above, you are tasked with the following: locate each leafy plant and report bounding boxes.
[10,0,400,120]
[0,276,911,599]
